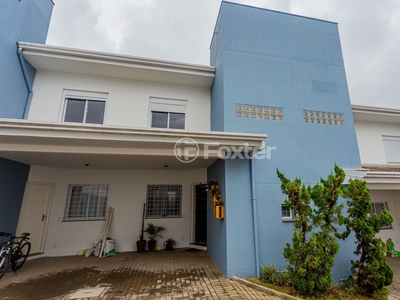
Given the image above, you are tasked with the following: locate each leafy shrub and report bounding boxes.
[343,179,394,295]
[261,264,289,286]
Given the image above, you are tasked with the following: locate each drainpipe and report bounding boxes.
[250,156,260,277]
[17,46,33,119]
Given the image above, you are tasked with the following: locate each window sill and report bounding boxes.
[145,216,182,219]
[62,219,106,222]
[282,218,295,222]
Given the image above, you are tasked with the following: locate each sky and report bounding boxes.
[46,0,400,109]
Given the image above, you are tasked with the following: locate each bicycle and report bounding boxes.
[0,232,31,279]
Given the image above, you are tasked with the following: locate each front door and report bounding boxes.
[16,182,53,254]
[195,184,207,245]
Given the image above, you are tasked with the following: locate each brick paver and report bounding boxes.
[388,257,400,300]
[2,251,399,299]
[0,249,280,300]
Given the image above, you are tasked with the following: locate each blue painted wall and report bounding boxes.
[0,158,30,233]
[207,159,228,275]
[0,0,53,233]
[209,2,361,279]
[0,0,53,118]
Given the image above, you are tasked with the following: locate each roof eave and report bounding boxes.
[18,42,215,88]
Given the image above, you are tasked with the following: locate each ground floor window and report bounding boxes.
[281,204,295,221]
[372,202,392,229]
[63,184,109,221]
[145,185,182,218]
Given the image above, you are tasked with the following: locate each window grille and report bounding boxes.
[63,184,109,221]
[145,185,182,218]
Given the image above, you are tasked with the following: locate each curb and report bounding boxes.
[231,276,302,300]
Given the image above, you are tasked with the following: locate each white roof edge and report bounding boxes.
[351,104,400,116]
[18,42,215,76]
[0,119,266,143]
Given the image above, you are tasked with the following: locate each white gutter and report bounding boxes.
[18,42,215,75]
[17,47,32,119]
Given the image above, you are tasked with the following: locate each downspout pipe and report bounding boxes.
[17,46,33,119]
[250,156,260,277]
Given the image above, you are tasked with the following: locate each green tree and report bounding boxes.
[277,165,346,295]
[343,178,394,295]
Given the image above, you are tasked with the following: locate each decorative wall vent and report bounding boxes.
[303,110,344,125]
[236,104,283,121]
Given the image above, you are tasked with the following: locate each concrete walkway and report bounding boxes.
[1,251,399,299]
[0,249,279,300]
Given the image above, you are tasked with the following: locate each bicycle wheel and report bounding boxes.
[11,242,31,271]
[0,250,10,279]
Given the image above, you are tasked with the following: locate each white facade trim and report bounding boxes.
[18,42,215,88]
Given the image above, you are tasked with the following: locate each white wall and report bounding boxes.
[28,70,210,131]
[370,190,400,249]
[28,166,206,256]
[354,120,400,164]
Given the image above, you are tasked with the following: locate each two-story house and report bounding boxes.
[1,1,398,280]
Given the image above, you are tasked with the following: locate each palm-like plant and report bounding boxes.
[144,223,166,241]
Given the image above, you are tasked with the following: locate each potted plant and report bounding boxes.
[136,204,146,252]
[144,223,166,252]
[207,180,218,197]
[165,238,176,251]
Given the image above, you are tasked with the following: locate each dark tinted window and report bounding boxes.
[86,100,105,124]
[151,112,168,128]
[169,113,185,129]
[64,99,85,123]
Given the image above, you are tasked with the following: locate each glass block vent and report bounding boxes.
[145,185,182,218]
[303,110,344,125]
[236,104,283,121]
[64,184,109,221]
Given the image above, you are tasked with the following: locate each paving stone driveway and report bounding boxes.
[0,249,279,300]
[2,251,399,299]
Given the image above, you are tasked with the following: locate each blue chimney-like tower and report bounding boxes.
[208,2,361,279]
[0,0,53,118]
[0,0,54,233]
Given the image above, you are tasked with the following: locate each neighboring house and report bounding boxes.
[0,0,54,233]
[352,105,400,249]
[0,1,396,281]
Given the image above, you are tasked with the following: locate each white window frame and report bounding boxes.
[281,204,295,222]
[63,184,109,221]
[371,202,393,229]
[148,97,187,129]
[60,90,108,124]
[382,136,400,164]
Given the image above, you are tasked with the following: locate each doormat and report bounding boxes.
[185,248,203,253]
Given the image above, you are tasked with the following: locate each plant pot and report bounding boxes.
[148,240,157,252]
[136,240,146,253]
[214,205,225,219]
[165,244,173,251]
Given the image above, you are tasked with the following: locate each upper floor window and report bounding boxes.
[382,136,400,164]
[62,91,107,125]
[149,98,187,129]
